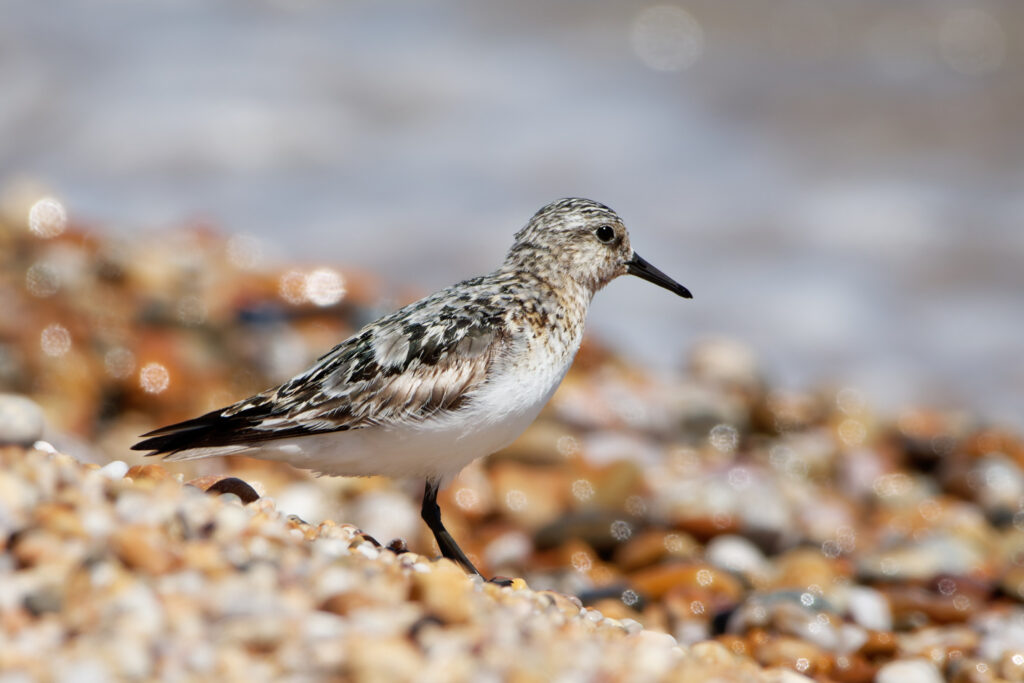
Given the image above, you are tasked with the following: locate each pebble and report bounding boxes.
[613,528,699,570]
[630,562,744,603]
[845,586,893,632]
[706,533,770,580]
[753,635,828,676]
[203,477,261,504]
[831,653,876,683]
[111,523,179,574]
[859,534,990,582]
[125,464,171,482]
[875,658,944,683]
[771,547,846,593]
[98,460,128,480]
[900,625,979,668]
[410,559,475,624]
[0,394,45,446]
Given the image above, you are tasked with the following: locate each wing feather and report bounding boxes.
[132,278,508,456]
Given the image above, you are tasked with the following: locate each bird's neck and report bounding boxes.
[490,261,592,355]
[499,248,599,304]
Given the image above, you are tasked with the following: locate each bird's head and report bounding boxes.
[507,197,692,300]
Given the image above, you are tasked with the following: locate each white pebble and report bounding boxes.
[636,629,678,649]
[54,658,109,683]
[0,394,45,446]
[876,659,944,683]
[212,503,250,539]
[837,624,869,655]
[98,460,129,480]
[620,618,644,635]
[303,611,348,640]
[314,537,349,558]
[315,567,357,599]
[632,630,680,676]
[768,670,816,683]
[705,534,768,576]
[354,542,380,560]
[33,440,59,454]
[847,586,893,632]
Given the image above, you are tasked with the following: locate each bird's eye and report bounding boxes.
[595,225,615,243]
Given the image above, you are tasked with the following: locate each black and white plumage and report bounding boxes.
[133,198,691,576]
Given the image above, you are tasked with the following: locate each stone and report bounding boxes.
[846,586,893,632]
[630,562,744,602]
[875,659,944,683]
[410,559,474,624]
[706,534,769,580]
[111,524,179,574]
[0,394,45,446]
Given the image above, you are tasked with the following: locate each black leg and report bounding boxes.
[421,479,481,576]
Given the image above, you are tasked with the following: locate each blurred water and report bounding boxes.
[2,0,1022,424]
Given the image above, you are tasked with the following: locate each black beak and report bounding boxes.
[626,252,692,299]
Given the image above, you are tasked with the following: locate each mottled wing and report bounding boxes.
[268,312,500,429]
[132,281,507,455]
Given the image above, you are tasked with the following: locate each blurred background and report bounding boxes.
[2,0,1022,425]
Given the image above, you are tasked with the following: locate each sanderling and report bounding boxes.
[133,198,691,576]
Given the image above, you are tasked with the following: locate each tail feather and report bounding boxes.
[160,445,253,461]
[131,407,254,456]
[132,406,339,457]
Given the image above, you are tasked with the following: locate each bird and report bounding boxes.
[132,198,691,577]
